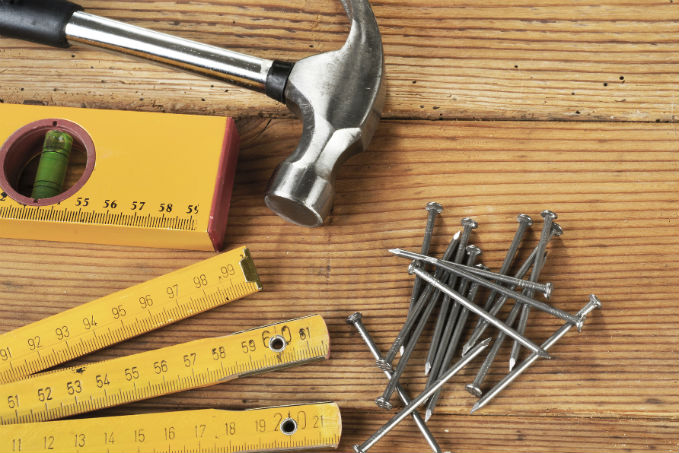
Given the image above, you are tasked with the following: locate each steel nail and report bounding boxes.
[424,246,481,380]
[409,266,551,359]
[463,223,562,354]
[401,202,444,355]
[425,262,484,421]
[353,338,491,453]
[476,214,532,312]
[425,218,477,374]
[471,295,602,413]
[434,261,552,299]
[376,286,440,409]
[346,313,443,453]
[407,202,444,310]
[509,210,558,370]
[392,249,581,327]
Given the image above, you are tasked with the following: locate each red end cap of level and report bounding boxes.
[207,117,240,251]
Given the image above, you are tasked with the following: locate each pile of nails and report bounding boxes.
[347,203,602,453]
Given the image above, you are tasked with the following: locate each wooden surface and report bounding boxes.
[0,1,678,452]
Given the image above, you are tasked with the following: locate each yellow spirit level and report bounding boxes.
[0,103,240,250]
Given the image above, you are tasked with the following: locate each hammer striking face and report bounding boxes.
[0,0,386,227]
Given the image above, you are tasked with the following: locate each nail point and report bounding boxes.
[508,357,516,371]
[424,362,431,376]
[424,409,433,422]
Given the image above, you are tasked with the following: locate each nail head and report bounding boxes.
[517,213,533,226]
[426,201,444,214]
[346,312,362,325]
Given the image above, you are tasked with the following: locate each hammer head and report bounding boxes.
[265,0,385,227]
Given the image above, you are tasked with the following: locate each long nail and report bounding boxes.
[425,218,477,373]
[377,284,440,408]
[425,244,479,378]
[354,338,491,453]
[464,285,528,397]
[425,265,484,421]
[409,266,551,359]
[393,249,581,327]
[433,261,552,299]
[509,210,558,370]
[346,313,443,453]
[463,223,562,354]
[401,202,443,354]
[471,295,602,413]
[379,284,434,369]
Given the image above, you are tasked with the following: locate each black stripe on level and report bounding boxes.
[0,206,197,231]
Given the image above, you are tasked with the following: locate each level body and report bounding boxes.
[0,103,240,250]
[0,403,341,452]
[0,246,261,384]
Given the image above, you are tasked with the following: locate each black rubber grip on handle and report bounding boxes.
[0,0,82,48]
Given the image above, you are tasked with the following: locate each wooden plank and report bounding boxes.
[0,119,677,452]
[0,0,676,121]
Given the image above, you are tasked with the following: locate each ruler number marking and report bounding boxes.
[164,426,175,440]
[193,274,208,288]
[124,367,140,381]
[37,387,53,402]
[130,201,146,211]
[225,421,236,436]
[153,360,168,375]
[0,347,11,361]
[211,346,226,361]
[111,305,127,320]
[166,284,179,300]
[74,433,86,447]
[43,435,54,450]
[11,438,21,452]
[134,428,146,443]
[82,315,98,330]
[54,326,69,341]
[7,394,19,408]
[66,380,82,395]
[27,336,41,351]
[139,295,153,310]
[96,373,110,388]
[183,353,196,367]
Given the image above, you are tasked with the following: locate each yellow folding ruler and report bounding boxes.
[0,245,261,384]
[0,403,341,453]
[0,315,329,424]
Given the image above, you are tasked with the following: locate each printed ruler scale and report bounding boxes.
[0,315,329,425]
[0,246,262,384]
[0,403,341,453]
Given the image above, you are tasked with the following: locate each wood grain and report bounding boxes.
[1,119,677,452]
[1,0,677,451]
[0,0,676,121]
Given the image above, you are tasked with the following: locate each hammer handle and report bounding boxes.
[0,1,293,101]
[0,0,81,48]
